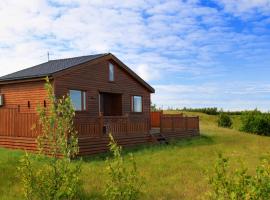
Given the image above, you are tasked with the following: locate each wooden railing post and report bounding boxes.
[99,112,104,135]
[126,113,129,135]
[160,111,163,133]
[172,117,175,132]
[185,117,188,131]
[197,116,200,134]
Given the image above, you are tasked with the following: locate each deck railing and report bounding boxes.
[0,108,150,138]
[104,115,149,135]
[160,114,199,133]
[0,108,41,138]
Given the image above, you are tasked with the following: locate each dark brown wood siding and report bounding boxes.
[53,59,151,118]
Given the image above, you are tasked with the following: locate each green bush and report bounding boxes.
[208,153,270,199]
[104,134,143,200]
[240,110,270,136]
[18,77,82,200]
[217,113,232,128]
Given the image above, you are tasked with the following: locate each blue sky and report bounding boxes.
[0,0,270,111]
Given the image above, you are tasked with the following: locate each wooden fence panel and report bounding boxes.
[0,109,15,136]
[151,111,162,127]
[0,108,40,138]
[160,113,199,134]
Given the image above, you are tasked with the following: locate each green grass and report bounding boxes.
[1,112,270,199]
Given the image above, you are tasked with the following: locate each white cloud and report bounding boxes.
[152,82,270,111]
[215,0,270,17]
[134,64,160,81]
[0,0,226,76]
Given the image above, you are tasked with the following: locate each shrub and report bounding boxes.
[104,134,143,200]
[217,113,232,128]
[208,153,270,199]
[240,110,270,136]
[18,77,82,200]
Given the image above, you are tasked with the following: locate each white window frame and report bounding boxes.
[69,90,87,111]
[131,95,143,113]
[109,62,115,81]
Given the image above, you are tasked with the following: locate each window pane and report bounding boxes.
[109,63,114,81]
[70,90,82,111]
[133,96,142,112]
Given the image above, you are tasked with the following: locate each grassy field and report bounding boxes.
[1,112,270,199]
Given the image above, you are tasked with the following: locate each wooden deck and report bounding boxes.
[0,108,200,155]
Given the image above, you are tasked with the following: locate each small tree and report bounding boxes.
[217,113,232,128]
[19,77,82,200]
[151,103,158,111]
[240,110,270,136]
[208,153,270,199]
[104,134,143,200]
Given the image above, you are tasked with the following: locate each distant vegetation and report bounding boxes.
[217,113,232,128]
[181,107,219,115]
[240,110,270,136]
[179,107,270,136]
[166,107,244,115]
[151,103,159,112]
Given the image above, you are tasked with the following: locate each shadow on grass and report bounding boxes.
[81,133,216,163]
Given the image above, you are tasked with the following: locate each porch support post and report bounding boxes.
[185,116,188,131]
[160,111,163,134]
[125,113,129,135]
[99,112,104,136]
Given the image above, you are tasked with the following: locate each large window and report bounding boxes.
[131,96,142,112]
[69,90,87,111]
[109,62,114,81]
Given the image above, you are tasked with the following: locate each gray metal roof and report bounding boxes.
[0,53,107,81]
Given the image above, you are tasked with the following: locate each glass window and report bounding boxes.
[109,62,114,81]
[0,94,3,106]
[70,90,86,111]
[132,96,142,112]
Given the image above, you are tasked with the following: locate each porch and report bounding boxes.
[0,107,151,154]
[0,108,200,155]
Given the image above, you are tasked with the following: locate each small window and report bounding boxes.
[69,90,87,111]
[109,62,114,81]
[131,96,142,112]
[0,94,3,106]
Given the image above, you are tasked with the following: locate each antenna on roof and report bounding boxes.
[47,51,50,61]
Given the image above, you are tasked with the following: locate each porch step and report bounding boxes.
[150,131,169,145]
[150,128,160,134]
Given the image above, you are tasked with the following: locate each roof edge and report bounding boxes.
[108,53,155,93]
[0,76,53,85]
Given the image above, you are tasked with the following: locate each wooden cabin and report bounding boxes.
[0,53,199,155]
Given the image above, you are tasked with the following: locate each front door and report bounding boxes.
[99,92,122,116]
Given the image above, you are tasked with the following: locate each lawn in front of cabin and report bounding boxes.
[1,112,270,199]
